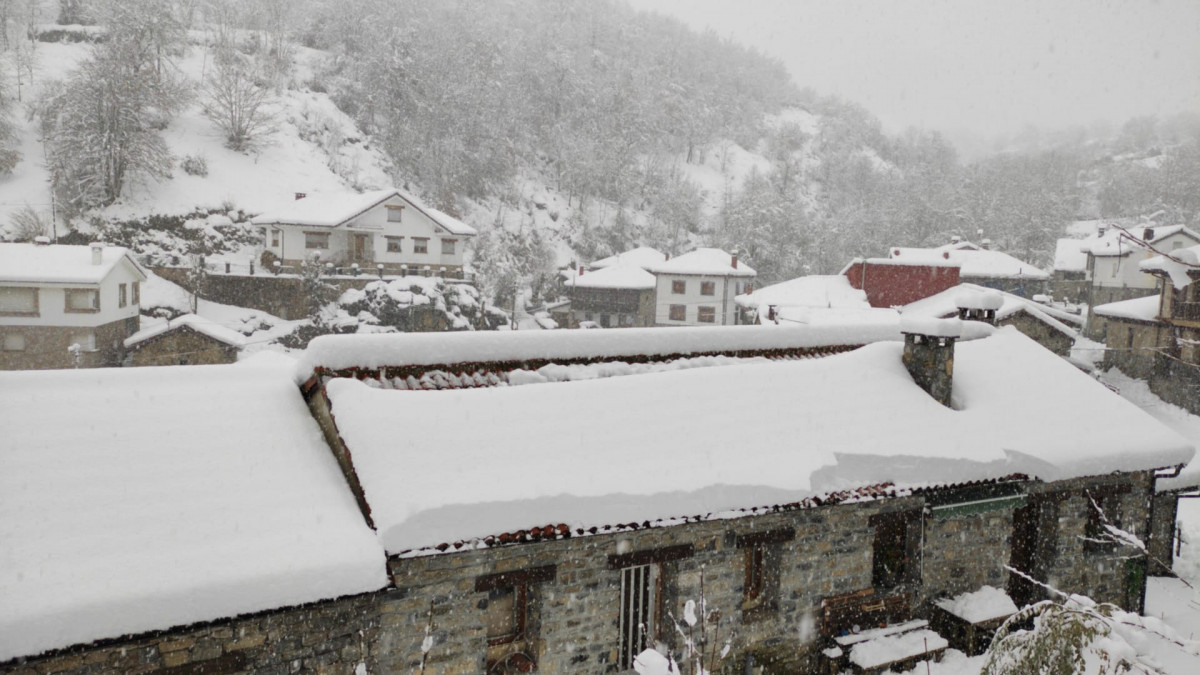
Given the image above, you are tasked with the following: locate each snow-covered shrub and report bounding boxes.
[181,154,209,177]
[7,205,49,242]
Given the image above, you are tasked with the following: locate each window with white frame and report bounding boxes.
[413,237,429,254]
[271,230,281,247]
[305,232,330,249]
[65,289,99,312]
[386,236,403,253]
[1,333,26,351]
[0,287,38,316]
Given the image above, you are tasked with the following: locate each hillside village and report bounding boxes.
[3,2,1200,675]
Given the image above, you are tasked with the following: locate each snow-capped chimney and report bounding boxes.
[731,249,739,269]
[90,242,103,265]
[980,238,992,250]
[950,235,962,245]
[294,192,307,201]
[1143,227,1155,241]
[899,316,961,407]
[955,290,1002,326]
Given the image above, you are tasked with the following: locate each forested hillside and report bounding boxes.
[1,0,1198,300]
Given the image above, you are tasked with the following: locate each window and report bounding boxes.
[735,528,793,620]
[386,205,404,222]
[1084,486,1130,554]
[697,306,716,323]
[700,281,715,296]
[871,510,920,589]
[671,280,686,294]
[65,289,99,313]
[119,284,128,308]
[271,230,280,247]
[475,565,555,671]
[669,304,686,321]
[68,331,96,352]
[305,232,330,249]
[131,282,140,306]
[441,239,457,255]
[386,236,403,253]
[413,237,429,254]
[2,333,25,351]
[608,545,693,670]
[0,287,38,316]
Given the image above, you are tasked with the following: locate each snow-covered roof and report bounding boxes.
[0,363,387,661]
[1054,237,1092,272]
[734,275,870,312]
[1092,295,1162,323]
[0,243,147,285]
[296,324,914,379]
[1141,244,1200,288]
[839,257,960,275]
[123,314,248,349]
[568,264,657,290]
[590,246,667,270]
[250,189,477,236]
[889,242,1049,280]
[320,328,1193,554]
[902,283,1083,337]
[1083,225,1200,258]
[647,248,756,277]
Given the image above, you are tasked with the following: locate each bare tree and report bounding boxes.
[201,51,277,151]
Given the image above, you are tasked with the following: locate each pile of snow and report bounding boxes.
[1092,295,1162,323]
[1141,243,1200,289]
[890,242,1049,281]
[647,247,756,277]
[955,289,1003,312]
[935,586,1019,624]
[899,316,963,338]
[734,275,869,313]
[849,629,948,670]
[320,328,1192,553]
[903,283,1083,337]
[0,365,387,661]
[568,264,656,290]
[297,323,909,380]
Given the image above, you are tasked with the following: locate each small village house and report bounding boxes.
[886,238,1050,298]
[0,242,147,370]
[901,284,1082,357]
[123,314,246,367]
[841,256,961,308]
[1082,224,1200,339]
[647,248,756,326]
[251,189,477,277]
[566,265,658,328]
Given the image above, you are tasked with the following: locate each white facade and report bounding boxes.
[0,244,145,330]
[653,274,750,326]
[1089,230,1200,290]
[253,190,476,273]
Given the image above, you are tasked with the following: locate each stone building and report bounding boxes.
[0,242,147,370]
[123,314,245,366]
[2,323,1195,675]
[901,284,1082,356]
[565,265,657,328]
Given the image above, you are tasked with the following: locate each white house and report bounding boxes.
[0,241,147,370]
[1083,224,1200,299]
[251,189,478,277]
[647,248,756,326]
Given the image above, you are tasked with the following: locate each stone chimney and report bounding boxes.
[731,249,739,269]
[90,242,103,265]
[899,316,961,407]
[955,290,1002,326]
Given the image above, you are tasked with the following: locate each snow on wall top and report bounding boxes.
[568,264,657,290]
[647,247,757,277]
[902,283,1083,336]
[0,243,147,285]
[1092,295,1162,323]
[296,324,907,379]
[733,275,870,312]
[890,242,1049,280]
[590,246,667,270]
[899,316,963,338]
[124,313,248,349]
[1083,225,1199,257]
[322,328,1193,554]
[0,363,387,662]
[1141,244,1200,289]
[250,188,477,236]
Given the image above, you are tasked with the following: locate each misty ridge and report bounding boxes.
[1,0,1198,289]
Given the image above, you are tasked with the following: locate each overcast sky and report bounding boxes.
[627,0,1200,141]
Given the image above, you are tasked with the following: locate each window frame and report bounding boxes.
[386,205,404,223]
[735,528,793,620]
[131,281,140,306]
[441,238,457,255]
[669,304,686,321]
[385,236,404,253]
[608,544,694,670]
[1083,486,1130,554]
[64,288,100,313]
[700,281,715,296]
[413,237,429,254]
[304,231,330,250]
[484,585,526,646]
[475,565,556,669]
[697,306,716,323]
[1,332,26,351]
[671,279,686,294]
[0,287,39,317]
[119,283,128,308]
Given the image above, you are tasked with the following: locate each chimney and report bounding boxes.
[90,242,103,265]
[950,235,962,245]
[294,192,307,201]
[731,249,739,269]
[578,266,584,276]
[899,316,961,407]
[980,238,992,250]
[1143,227,1155,241]
[955,290,1002,326]
[665,252,670,261]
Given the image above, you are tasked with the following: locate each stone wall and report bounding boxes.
[0,319,134,370]
[1085,287,1159,340]
[999,311,1075,356]
[1100,319,1164,380]
[3,474,1157,675]
[127,328,239,367]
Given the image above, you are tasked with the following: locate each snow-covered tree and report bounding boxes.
[0,54,18,175]
[202,50,277,151]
